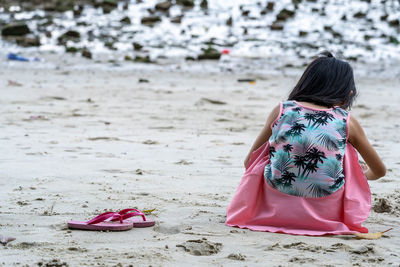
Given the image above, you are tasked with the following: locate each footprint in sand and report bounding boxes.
[142,140,159,145]
[153,224,181,235]
[227,253,246,261]
[289,257,316,264]
[231,142,245,145]
[227,126,247,132]
[36,259,68,267]
[215,118,231,122]
[197,98,227,105]
[10,242,42,249]
[351,244,375,255]
[174,160,193,165]
[373,198,392,213]
[40,96,67,101]
[88,137,121,141]
[176,238,222,256]
[67,246,88,252]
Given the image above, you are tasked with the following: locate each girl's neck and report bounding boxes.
[294,101,335,111]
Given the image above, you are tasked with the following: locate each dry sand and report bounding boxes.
[0,63,399,266]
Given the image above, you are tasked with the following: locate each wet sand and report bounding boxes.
[0,64,399,266]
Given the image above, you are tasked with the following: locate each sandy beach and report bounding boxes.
[0,63,400,266]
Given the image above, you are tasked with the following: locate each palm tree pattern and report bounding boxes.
[283,144,293,154]
[264,100,348,198]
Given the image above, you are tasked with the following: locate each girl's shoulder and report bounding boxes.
[282,100,297,109]
[331,106,349,117]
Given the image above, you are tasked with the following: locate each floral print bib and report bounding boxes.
[264,100,348,198]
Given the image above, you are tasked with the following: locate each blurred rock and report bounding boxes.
[146,8,156,15]
[66,46,79,53]
[133,42,143,50]
[346,56,358,61]
[226,17,232,26]
[120,16,131,24]
[261,2,274,15]
[15,34,40,47]
[299,30,308,37]
[39,17,54,28]
[57,30,80,45]
[389,36,399,45]
[266,2,275,11]
[389,19,399,27]
[200,0,208,9]
[100,0,118,14]
[134,55,152,63]
[300,42,318,49]
[43,0,74,12]
[73,4,84,16]
[198,46,220,60]
[126,55,153,63]
[276,9,295,21]
[1,23,30,36]
[353,11,366,18]
[170,15,183,23]
[176,0,194,8]
[364,34,372,41]
[155,1,172,12]
[270,23,283,31]
[242,10,250,17]
[105,40,116,50]
[76,21,88,26]
[324,25,342,38]
[141,16,161,25]
[82,49,92,59]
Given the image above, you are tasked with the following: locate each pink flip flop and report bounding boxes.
[113,208,155,228]
[67,211,134,231]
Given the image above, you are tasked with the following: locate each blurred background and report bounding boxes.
[0,0,399,75]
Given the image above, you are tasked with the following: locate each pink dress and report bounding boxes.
[225,135,371,236]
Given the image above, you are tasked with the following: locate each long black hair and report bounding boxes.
[288,51,357,109]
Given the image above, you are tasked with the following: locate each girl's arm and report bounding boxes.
[348,115,386,180]
[244,104,280,167]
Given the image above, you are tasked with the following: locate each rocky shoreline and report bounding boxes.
[0,0,399,74]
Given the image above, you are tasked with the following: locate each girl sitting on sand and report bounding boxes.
[226,51,386,235]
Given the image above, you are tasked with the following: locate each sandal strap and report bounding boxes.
[118,208,144,215]
[86,211,121,225]
[86,209,148,225]
[110,211,146,222]
[116,208,147,222]
[121,212,145,221]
